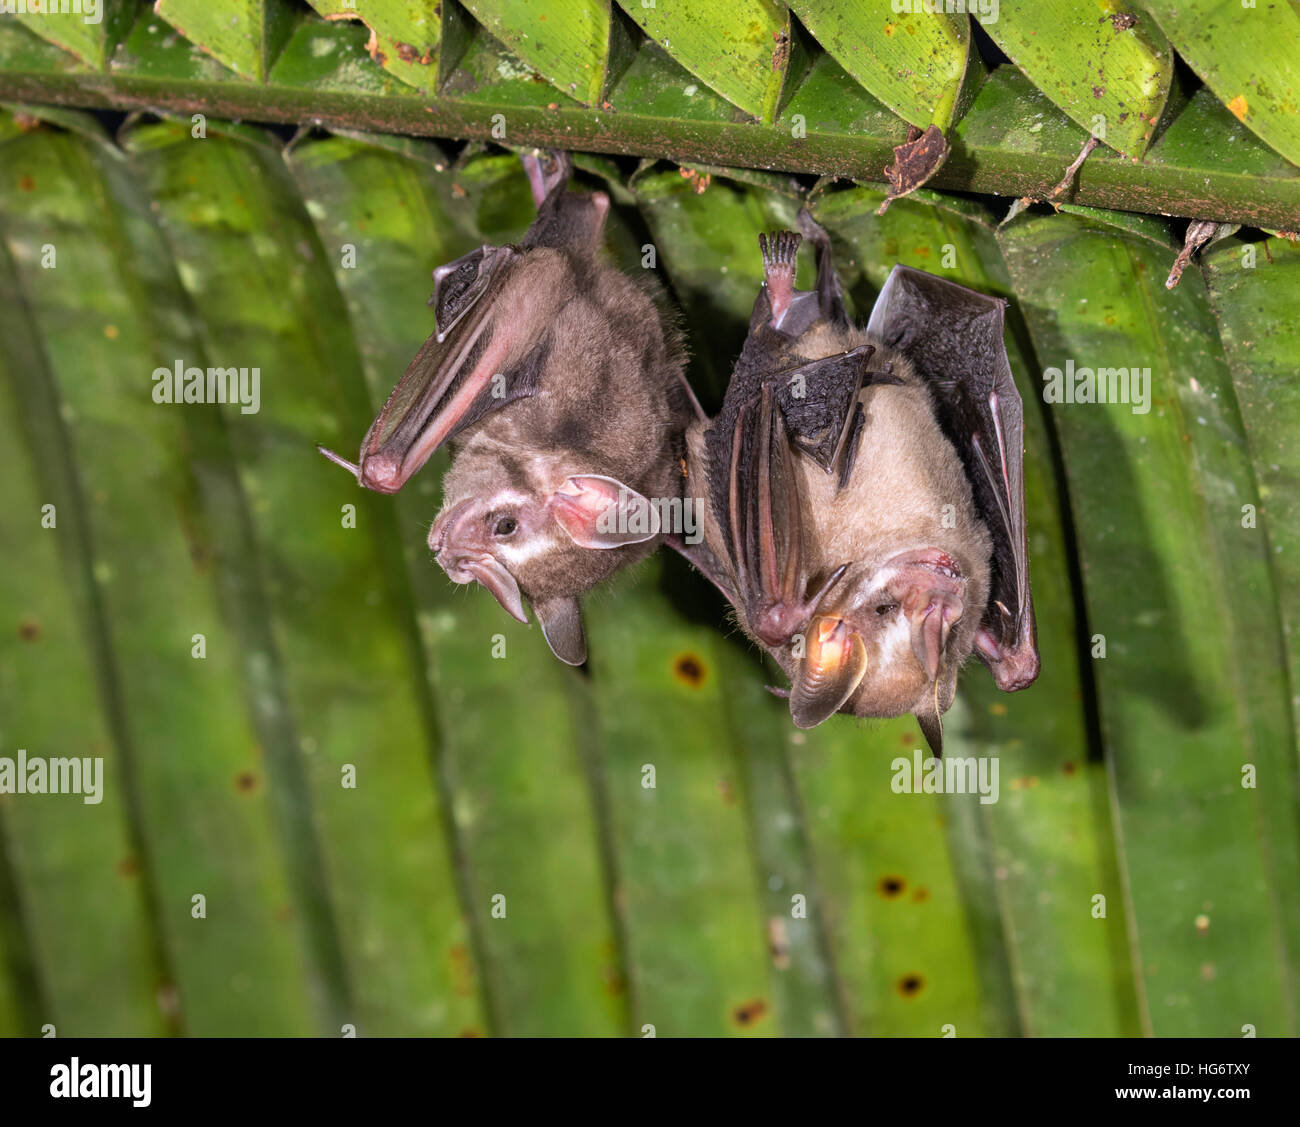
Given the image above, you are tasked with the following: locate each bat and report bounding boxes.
[682,213,1038,753]
[321,150,697,664]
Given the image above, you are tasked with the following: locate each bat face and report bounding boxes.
[786,546,988,731]
[430,442,665,665]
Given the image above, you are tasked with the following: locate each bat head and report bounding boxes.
[430,458,662,665]
[787,548,983,751]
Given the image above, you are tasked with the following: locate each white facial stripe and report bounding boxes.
[489,489,534,507]
[867,565,902,591]
[499,531,560,567]
[876,613,912,664]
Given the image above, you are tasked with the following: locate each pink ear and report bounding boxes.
[548,475,661,549]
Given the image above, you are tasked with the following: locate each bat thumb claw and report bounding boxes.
[317,445,361,479]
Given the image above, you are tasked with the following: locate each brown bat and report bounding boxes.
[682,214,1038,753]
[320,151,696,664]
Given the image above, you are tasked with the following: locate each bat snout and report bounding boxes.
[429,499,480,557]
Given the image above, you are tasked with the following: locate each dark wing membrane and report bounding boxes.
[865,264,1038,688]
[704,382,811,648]
[430,245,498,342]
[727,287,881,479]
[775,346,878,475]
[701,283,892,646]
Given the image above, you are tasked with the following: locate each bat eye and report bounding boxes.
[493,516,518,538]
[875,603,898,616]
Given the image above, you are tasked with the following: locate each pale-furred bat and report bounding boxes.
[320,151,696,665]
[682,214,1039,753]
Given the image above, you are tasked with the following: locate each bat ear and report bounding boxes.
[533,596,587,666]
[456,556,528,625]
[789,617,869,729]
[548,475,661,549]
[916,709,944,758]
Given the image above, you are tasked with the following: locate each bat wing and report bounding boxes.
[865,264,1039,692]
[775,346,877,478]
[322,152,601,495]
[343,241,554,493]
[704,372,863,650]
[707,381,810,647]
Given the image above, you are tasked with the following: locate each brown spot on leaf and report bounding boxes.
[603,967,627,996]
[235,771,258,794]
[117,855,140,878]
[897,973,925,998]
[18,619,40,641]
[1110,12,1137,31]
[878,875,907,899]
[733,998,769,1026]
[1226,94,1249,122]
[673,653,707,688]
[912,886,929,903]
[18,175,36,192]
[1063,761,1077,775]
[155,981,181,1020]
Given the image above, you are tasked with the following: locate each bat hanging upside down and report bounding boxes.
[681,213,1039,754]
[319,150,697,666]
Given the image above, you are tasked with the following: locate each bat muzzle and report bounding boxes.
[430,500,528,624]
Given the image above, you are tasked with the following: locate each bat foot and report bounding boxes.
[758,230,801,327]
[976,628,1041,692]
